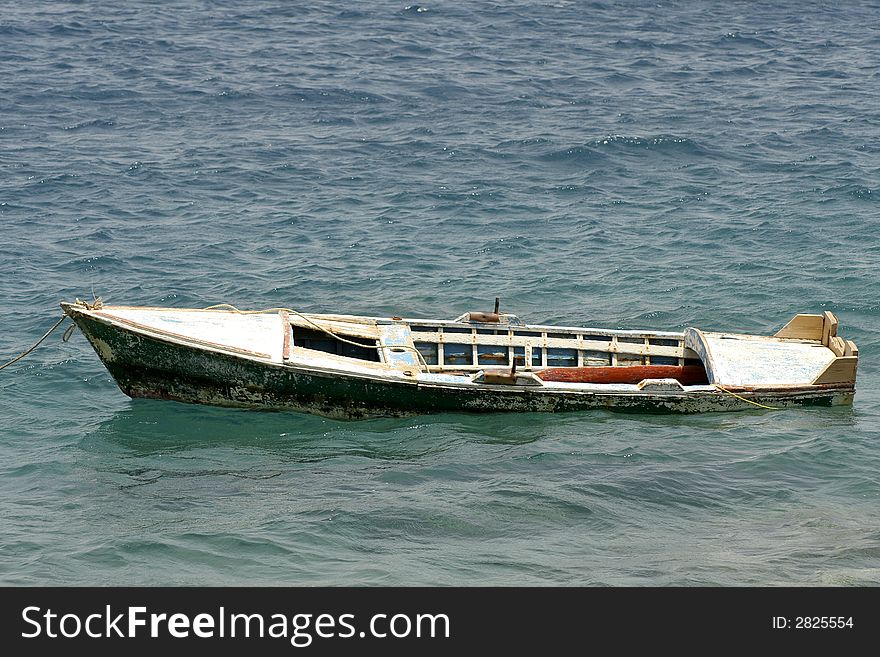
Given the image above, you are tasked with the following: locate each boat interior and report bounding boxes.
[288,307,857,389]
[290,310,710,386]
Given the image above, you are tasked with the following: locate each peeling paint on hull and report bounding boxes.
[65,310,852,420]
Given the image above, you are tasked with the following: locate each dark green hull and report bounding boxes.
[67,310,848,419]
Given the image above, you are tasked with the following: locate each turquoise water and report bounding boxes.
[1,0,879,585]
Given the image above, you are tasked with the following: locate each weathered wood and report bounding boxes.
[637,378,685,392]
[412,329,690,359]
[280,310,291,361]
[378,324,420,369]
[822,311,839,346]
[844,340,859,357]
[829,336,846,357]
[290,316,379,341]
[812,356,858,385]
[774,314,824,340]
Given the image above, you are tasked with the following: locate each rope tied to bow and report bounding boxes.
[0,315,69,372]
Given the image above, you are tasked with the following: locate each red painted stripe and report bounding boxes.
[536,365,708,385]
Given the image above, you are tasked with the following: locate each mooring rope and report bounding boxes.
[203,303,431,373]
[0,295,103,372]
[0,315,68,372]
[713,384,779,410]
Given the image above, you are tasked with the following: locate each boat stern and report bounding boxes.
[684,311,857,406]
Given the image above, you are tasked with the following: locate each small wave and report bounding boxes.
[63,255,127,274]
[495,137,552,149]
[312,115,356,126]
[613,38,692,52]
[48,22,92,37]
[710,65,758,77]
[270,86,391,105]
[718,32,772,49]
[613,38,657,50]
[0,24,34,37]
[850,187,876,201]
[813,69,848,79]
[336,9,369,20]
[820,184,878,203]
[212,88,254,100]
[538,145,607,164]
[585,135,709,157]
[71,87,141,101]
[420,83,472,100]
[603,71,643,85]
[62,118,116,131]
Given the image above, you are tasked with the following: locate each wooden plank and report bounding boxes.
[379,324,421,369]
[829,336,846,357]
[412,328,688,358]
[280,310,291,361]
[844,340,859,357]
[290,316,379,340]
[774,314,824,340]
[822,311,838,346]
[812,356,858,385]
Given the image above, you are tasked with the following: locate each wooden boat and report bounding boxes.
[60,299,859,419]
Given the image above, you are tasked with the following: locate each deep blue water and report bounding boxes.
[1,0,879,585]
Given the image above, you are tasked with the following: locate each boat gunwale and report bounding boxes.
[71,304,690,339]
[63,303,699,368]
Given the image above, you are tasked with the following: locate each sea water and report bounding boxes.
[1,0,878,585]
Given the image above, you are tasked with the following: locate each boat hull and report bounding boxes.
[66,308,853,419]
